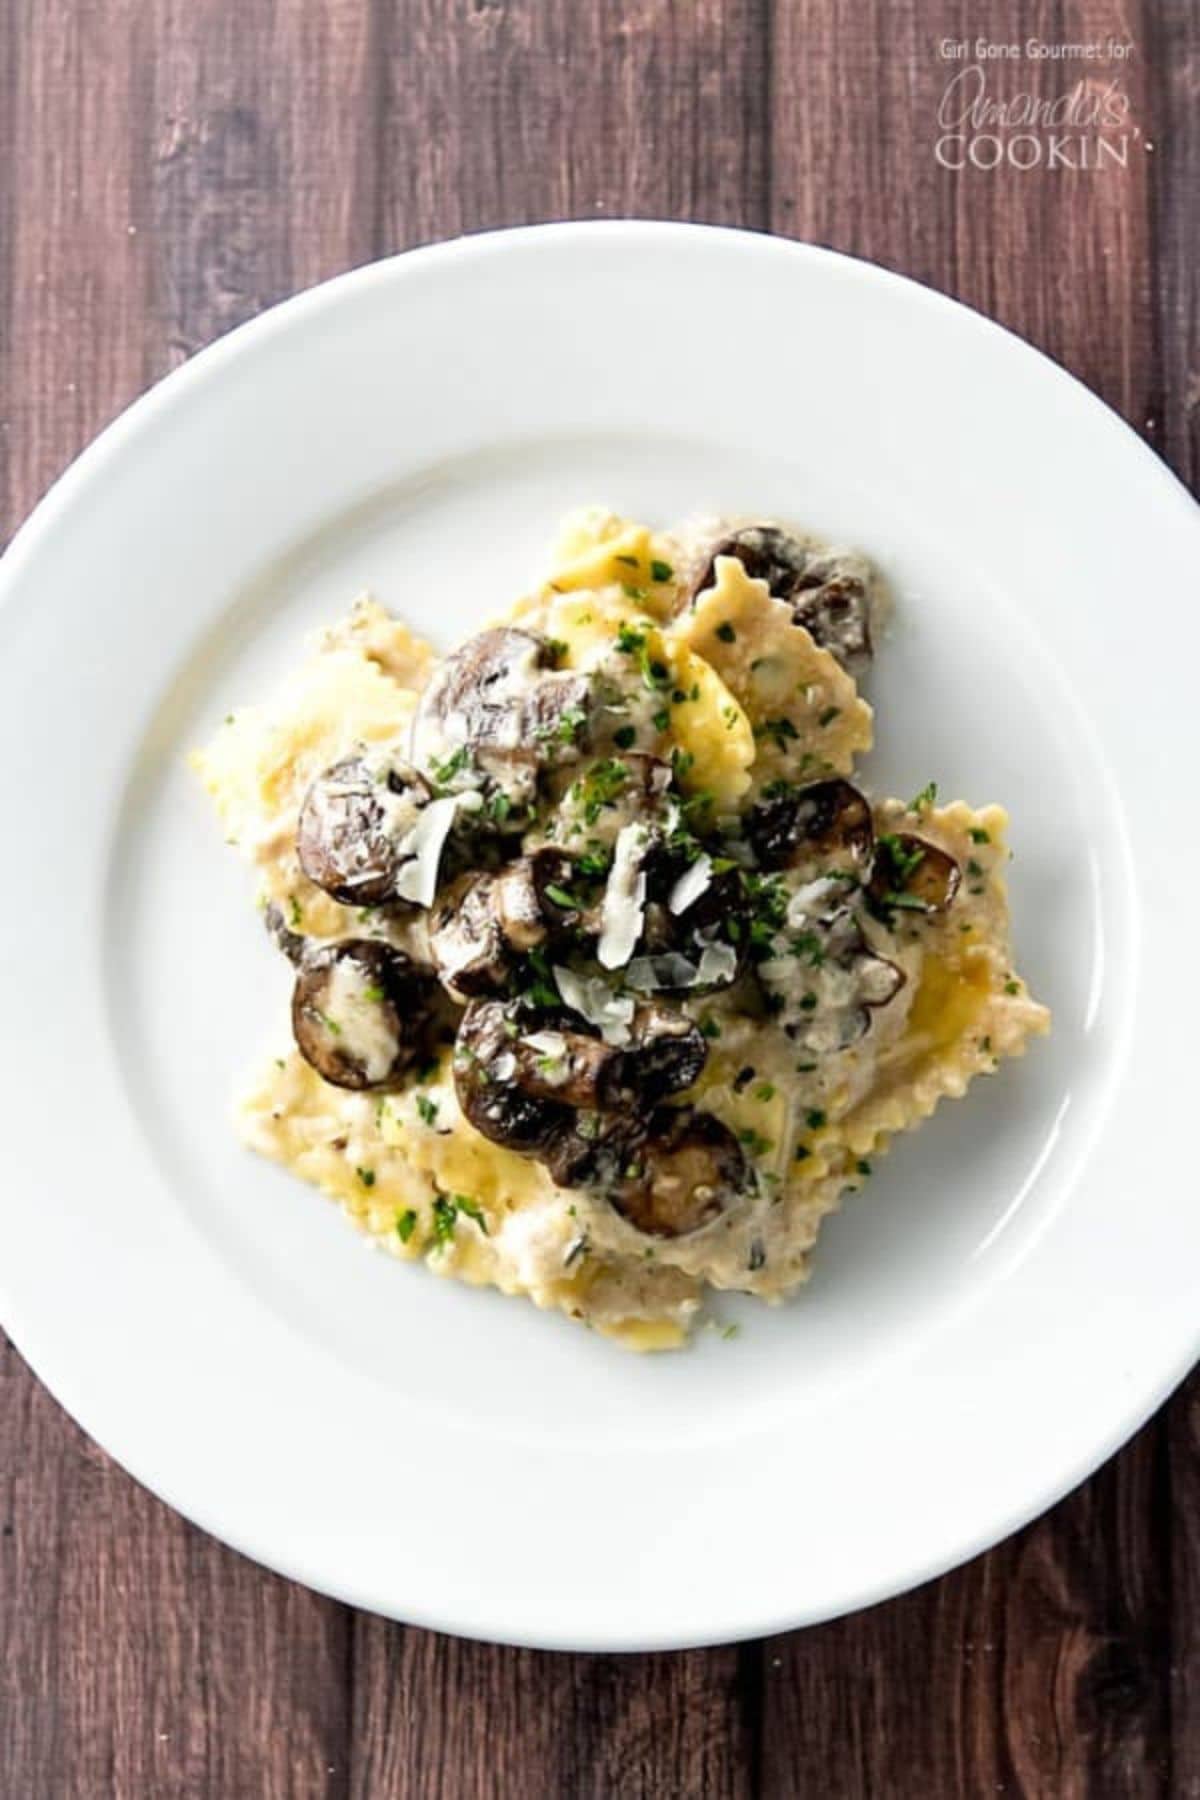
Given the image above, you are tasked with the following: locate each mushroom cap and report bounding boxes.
[868,833,961,915]
[748,779,874,878]
[291,939,433,1089]
[452,998,573,1152]
[693,526,874,670]
[410,627,593,807]
[297,752,432,906]
[608,1107,750,1238]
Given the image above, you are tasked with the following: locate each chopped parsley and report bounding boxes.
[362,984,386,1002]
[653,707,670,731]
[715,621,736,643]
[818,706,840,727]
[969,827,990,844]
[288,896,303,928]
[1004,979,1020,996]
[738,1129,773,1157]
[909,779,938,813]
[543,883,582,911]
[699,1015,722,1040]
[355,1166,376,1188]
[430,744,471,789]
[573,758,629,825]
[754,1082,776,1102]
[396,1208,418,1243]
[805,1108,827,1131]
[756,715,799,748]
[613,725,636,750]
[856,1159,872,1177]
[650,558,674,582]
[415,1094,439,1127]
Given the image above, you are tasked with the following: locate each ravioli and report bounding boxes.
[197,512,1049,1349]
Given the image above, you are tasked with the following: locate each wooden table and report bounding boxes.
[2,3,1197,1793]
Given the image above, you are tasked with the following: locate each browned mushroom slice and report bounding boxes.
[453,999,572,1152]
[756,905,906,1054]
[428,872,508,1000]
[692,526,873,670]
[608,1108,750,1238]
[429,852,590,1000]
[629,865,746,995]
[541,1111,647,1191]
[292,940,433,1090]
[493,848,587,951]
[868,833,961,916]
[692,525,809,601]
[748,779,874,878]
[791,570,872,670]
[618,1005,708,1100]
[411,627,592,802]
[263,900,306,965]
[297,752,433,906]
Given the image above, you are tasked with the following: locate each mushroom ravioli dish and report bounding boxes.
[194,509,1049,1350]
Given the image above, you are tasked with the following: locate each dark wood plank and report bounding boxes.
[0,2,374,1794]
[764,4,1178,1796]
[350,1620,758,1799]
[1145,15,1200,1794]
[378,0,769,246]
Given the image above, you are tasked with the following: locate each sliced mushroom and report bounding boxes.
[292,940,433,1089]
[633,865,746,994]
[541,1110,647,1192]
[748,779,874,879]
[868,834,961,916]
[693,526,874,671]
[693,525,809,601]
[452,998,572,1152]
[607,1107,750,1238]
[756,902,905,1054]
[791,568,873,671]
[493,848,588,950]
[618,1005,707,1100]
[411,627,593,812]
[429,851,590,1000]
[297,751,433,906]
[263,900,306,965]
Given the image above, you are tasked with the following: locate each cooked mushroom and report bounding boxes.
[693,526,874,671]
[607,1107,750,1238]
[427,872,507,1000]
[292,939,434,1089]
[297,751,433,906]
[631,864,746,994]
[452,998,573,1152]
[493,848,587,950]
[748,779,874,878]
[618,1004,708,1100]
[263,900,306,965]
[410,627,593,811]
[791,568,873,671]
[429,851,589,1000]
[756,901,905,1054]
[694,524,809,600]
[868,833,961,916]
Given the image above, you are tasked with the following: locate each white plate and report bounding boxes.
[1,223,1196,1651]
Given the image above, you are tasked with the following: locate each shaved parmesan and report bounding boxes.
[668,853,713,916]
[553,967,635,1045]
[598,823,648,970]
[393,795,459,907]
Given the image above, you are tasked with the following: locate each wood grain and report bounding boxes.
[1,0,1198,1795]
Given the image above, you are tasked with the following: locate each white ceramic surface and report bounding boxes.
[0,223,1196,1650]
